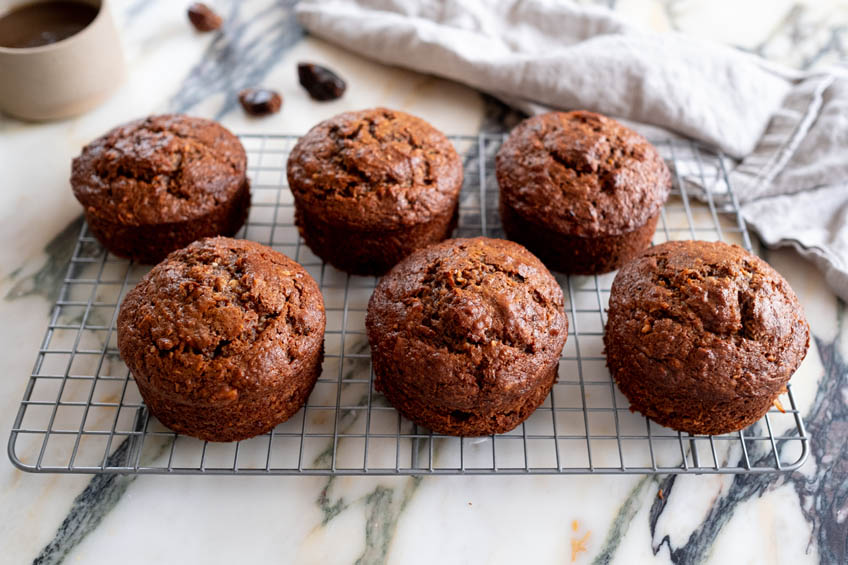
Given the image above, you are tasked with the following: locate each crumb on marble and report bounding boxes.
[570,530,590,562]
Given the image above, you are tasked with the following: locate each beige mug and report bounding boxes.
[0,0,125,121]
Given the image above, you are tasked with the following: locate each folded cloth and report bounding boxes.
[732,72,848,302]
[297,0,848,300]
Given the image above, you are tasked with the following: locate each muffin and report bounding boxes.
[72,115,250,264]
[366,237,568,436]
[604,240,809,435]
[287,107,463,275]
[117,237,325,442]
[496,111,671,274]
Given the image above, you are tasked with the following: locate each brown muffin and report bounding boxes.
[287,107,463,275]
[604,240,809,435]
[366,237,568,436]
[72,115,250,264]
[117,237,325,442]
[496,111,671,274]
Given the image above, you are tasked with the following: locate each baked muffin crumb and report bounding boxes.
[604,240,809,435]
[366,237,568,436]
[71,115,249,263]
[496,110,671,274]
[117,237,325,442]
[287,107,463,274]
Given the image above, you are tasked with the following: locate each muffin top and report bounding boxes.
[367,237,567,399]
[496,111,671,237]
[72,115,247,226]
[117,237,325,405]
[287,107,463,228]
[605,240,809,396]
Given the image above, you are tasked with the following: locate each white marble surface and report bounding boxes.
[0,1,846,564]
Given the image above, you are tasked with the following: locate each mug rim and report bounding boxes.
[0,0,106,55]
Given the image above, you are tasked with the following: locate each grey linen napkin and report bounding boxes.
[297,0,848,300]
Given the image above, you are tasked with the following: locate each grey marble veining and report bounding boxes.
[792,336,847,564]
[5,217,84,305]
[170,0,303,117]
[0,1,846,564]
[32,444,135,565]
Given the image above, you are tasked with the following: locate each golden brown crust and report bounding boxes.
[366,237,568,436]
[71,115,249,263]
[288,107,462,228]
[496,110,671,273]
[604,240,810,435]
[287,108,463,274]
[117,237,325,442]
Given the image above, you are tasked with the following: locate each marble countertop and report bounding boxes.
[1,1,846,563]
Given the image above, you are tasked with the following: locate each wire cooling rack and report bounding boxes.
[8,134,809,475]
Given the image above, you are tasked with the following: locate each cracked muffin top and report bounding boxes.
[286,107,463,228]
[366,237,567,397]
[117,237,325,404]
[496,111,671,237]
[605,240,809,397]
[72,115,247,226]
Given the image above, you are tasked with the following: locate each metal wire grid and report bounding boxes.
[8,134,809,475]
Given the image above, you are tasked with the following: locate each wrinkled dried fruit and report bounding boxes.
[298,63,346,101]
[238,88,282,116]
[188,3,222,32]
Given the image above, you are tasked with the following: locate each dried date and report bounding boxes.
[298,63,346,101]
[238,88,282,116]
[188,3,222,32]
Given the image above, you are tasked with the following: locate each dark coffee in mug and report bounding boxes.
[0,1,99,49]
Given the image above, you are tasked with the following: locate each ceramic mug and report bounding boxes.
[0,0,125,121]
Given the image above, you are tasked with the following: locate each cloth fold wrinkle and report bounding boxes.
[297,0,790,158]
[297,0,848,300]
